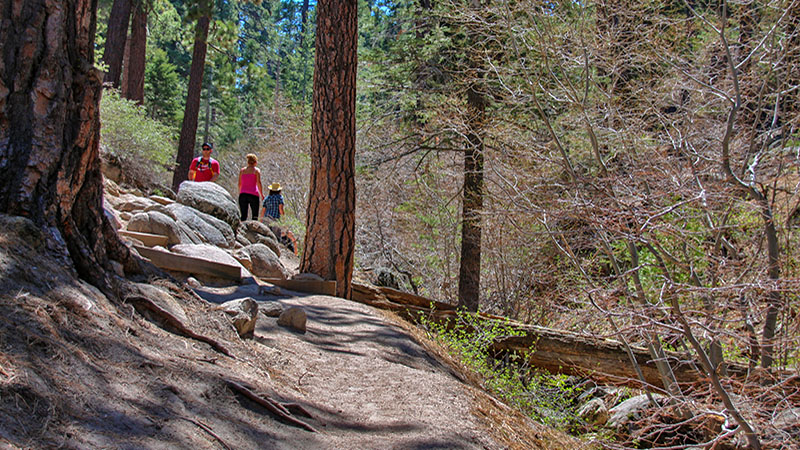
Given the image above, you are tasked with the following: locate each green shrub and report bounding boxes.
[418,309,582,429]
[100,88,175,187]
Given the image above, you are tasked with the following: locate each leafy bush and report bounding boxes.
[100,88,176,188]
[418,310,582,429]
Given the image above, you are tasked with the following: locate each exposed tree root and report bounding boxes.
[226,380,318,432]
[125,296,232,357]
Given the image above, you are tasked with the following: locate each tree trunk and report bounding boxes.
[172,13,211,193]
[103,0,132,88]
[125,1,147,105]
[300,0,358,299]
[457,84,485,312]
[0,0,137,291]
[457,0,486,312]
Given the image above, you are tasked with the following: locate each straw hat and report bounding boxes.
[267,182,282,192]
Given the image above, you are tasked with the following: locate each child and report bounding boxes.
[260,182,284,222]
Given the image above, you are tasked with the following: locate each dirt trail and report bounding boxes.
[195,284,508,449]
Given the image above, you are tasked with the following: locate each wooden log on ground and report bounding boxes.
[349,282,749,389]
[264,278,337,296]
[134,245,241,282]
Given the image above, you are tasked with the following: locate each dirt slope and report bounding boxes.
[0,215,582,449]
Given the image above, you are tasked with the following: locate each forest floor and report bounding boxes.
[0,217,584,449]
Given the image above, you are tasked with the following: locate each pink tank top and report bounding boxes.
[240,172,261,196]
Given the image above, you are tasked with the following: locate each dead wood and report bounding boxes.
[225,380,318,432]
[350,282,751,389]
[125,295,232,357]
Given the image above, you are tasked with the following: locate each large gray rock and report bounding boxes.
[117,196,159,213]
[238,221,281,257]
[215,297,258,338]
[167,203,235,249]
[127,211,203,246]
[176,181,239,231]
[234,244,289,279]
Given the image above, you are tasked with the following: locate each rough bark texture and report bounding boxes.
[125,1,146,105]
[0,0,137,289]
[457,15,486,312]
[300,0,358,299]
[172,13,210,193]
[102,0,132,88]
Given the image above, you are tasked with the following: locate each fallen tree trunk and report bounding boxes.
[350,282,748,389]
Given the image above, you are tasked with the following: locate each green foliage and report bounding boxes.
[100,88,176,175]
[419,310,582,429]
[145,48,182,122]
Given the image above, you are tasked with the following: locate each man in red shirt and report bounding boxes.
[188,142,220,182]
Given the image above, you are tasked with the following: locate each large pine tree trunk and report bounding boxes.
[457,85,485,312]
[125,1,147,105]
[103,0,132,88]
[0,0,137,291]
[300,0,358,299]
[172,13,211,193]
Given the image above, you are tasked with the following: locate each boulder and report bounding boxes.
[277,306,307,333]
[143,204,178,221]
[117,196,159,213]
[167,203,235,249]
[234,244,289,279]
[238,221,281,257]
[127,211,202,246]
[215,297,258,338]
[176,181,239,230]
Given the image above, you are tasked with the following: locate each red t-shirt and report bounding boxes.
[189,157,220,182]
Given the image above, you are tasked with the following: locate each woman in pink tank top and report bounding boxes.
[237,153,264,221]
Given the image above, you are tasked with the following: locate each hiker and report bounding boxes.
[237,153,264,221]
[188,142,220,182]
[260,182,284,222]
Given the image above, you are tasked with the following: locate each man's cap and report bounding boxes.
[201,142,213,151]
[268,182,282,192]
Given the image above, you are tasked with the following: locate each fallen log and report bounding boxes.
[350,282,748,389]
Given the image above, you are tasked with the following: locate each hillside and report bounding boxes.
[0,211,581,449]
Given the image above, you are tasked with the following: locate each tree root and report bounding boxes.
[226,380,318,432]
[180,416,233,450]
[126,296,232,357]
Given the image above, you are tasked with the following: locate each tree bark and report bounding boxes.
[457,0,486,312]
[172,13,211,193]
[0,0,137,291]
[300,0,358,299]
[125,1,147,105]
[457,85,485,312]
[103,0,132,88]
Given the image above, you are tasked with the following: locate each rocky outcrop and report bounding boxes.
[127,211,202,246]
[238,221,281,257]
[176,181,240,231]
[167,203,235,249]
